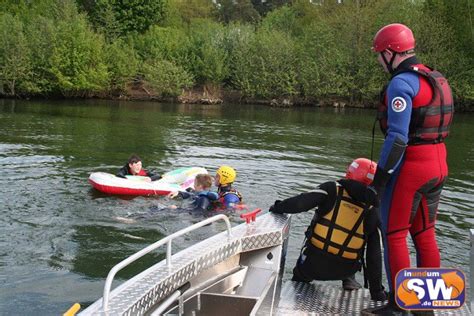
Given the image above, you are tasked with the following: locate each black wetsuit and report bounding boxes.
[116,164,161,181]
[270,179,384,297]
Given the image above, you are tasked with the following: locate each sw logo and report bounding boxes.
[395,268,465,310]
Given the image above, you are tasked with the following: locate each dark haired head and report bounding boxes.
[128,154,142,164]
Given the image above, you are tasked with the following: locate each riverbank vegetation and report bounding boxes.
[0,0,472,109]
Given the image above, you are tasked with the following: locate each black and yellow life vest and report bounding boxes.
[310,185,368,260]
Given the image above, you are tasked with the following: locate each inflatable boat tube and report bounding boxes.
[89,167,208,196]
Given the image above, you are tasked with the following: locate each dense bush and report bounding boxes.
[0,0,471,108]
[295,22,352,100]
[188,20,229,86]
[230,29,298,98]
[133,26,192,69]
[49,4,109,96]
[24,16,57,94]
[0,13,31,96]
[77,0,168,37]
[141,59,194,97]
[105,39,139,91]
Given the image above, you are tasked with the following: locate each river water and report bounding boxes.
[0,99,472,315]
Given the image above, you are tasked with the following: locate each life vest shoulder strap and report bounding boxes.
[321,185,345,253]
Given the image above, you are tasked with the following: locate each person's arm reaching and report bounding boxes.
[270,181,336,215]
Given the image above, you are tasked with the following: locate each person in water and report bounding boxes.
[116,174,219,224]
[214,165,242,208]
[117,154,161,181]
[362,24,453,316]
[168,174,219,211]
[269,158,387,302]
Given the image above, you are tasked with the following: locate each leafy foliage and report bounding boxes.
[105,39,139,91]
[218,0,261,24]
[49,2,109,96]
[0,0,472,108]
[187,20,229,85]
[141,59,194,97]
[230,29,298,98]
[77,0,168,37]
[0,13,31,95]
[165,0,216,26]
[133,26,192,69]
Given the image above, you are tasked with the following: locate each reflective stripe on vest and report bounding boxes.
[310,186,367,260]
[377,65,454,145]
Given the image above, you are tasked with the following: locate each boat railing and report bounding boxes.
[101,214,232,312]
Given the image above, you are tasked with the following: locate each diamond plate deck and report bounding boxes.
[79,213,290,315]
[79,213,471,315]
[275,281,471,315]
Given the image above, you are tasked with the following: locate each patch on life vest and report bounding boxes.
[391,97,407,112]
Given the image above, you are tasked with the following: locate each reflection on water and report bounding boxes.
[0,99,472,315]
[68,225,166,279]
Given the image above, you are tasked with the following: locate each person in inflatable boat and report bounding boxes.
[117,154,161,181]
[269,158,387,302]
[214,165,243,208]
[168,174,219,211]
[362,23,453,316]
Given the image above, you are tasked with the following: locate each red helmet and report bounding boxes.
[345,158,377,186]
[372,23,415,53]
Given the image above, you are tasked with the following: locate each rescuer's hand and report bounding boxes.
[365,185,379,208]
[268,200,282,213]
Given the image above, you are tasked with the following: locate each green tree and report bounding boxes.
[295,22,352,100]
[166,0,216,25]
[309,0,421,103]
[77,0,168,37]
[251,0,290,17]
[420,0,474,107]
[423,0,474,58]
[260,4,301,35]
[141,59,194,97]
[23,16,57,94]
[133,26,192,69]
[0,13,31,96]
[218,0,261,24]
[230,29,298,98]
[188,20,229,86]
[49,2,109,96]
[105,39,139,91]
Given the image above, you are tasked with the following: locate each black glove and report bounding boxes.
[269,200,282,213]
[370,289,388,301]
[371,166,391,194]
[365,185,379,208]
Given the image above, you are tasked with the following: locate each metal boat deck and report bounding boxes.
[274,281,470,315]
[78,213,472,315]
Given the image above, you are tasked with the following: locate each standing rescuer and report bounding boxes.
[362,23,454,316]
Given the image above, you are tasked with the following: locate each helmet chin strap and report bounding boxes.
[381,50,397,74]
